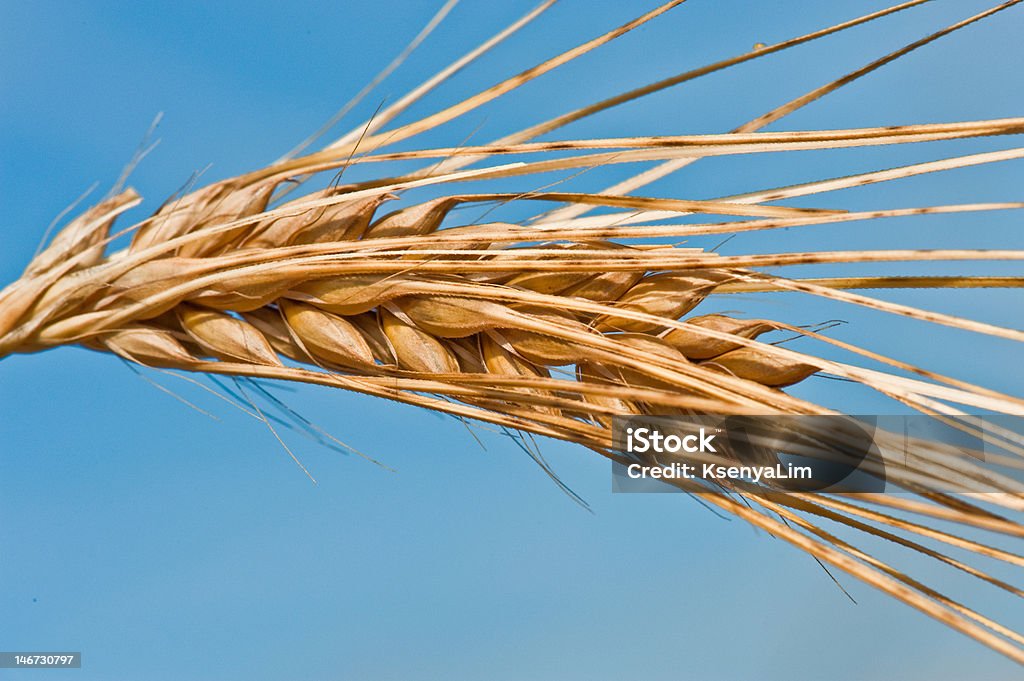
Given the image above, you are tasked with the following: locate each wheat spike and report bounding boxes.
[2,0,1024,663]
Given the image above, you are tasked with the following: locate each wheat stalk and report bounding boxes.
[2,0,1024,662]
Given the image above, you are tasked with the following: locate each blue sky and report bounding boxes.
[1,1,1022,679]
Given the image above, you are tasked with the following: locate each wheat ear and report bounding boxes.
[2,0,1024,663]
